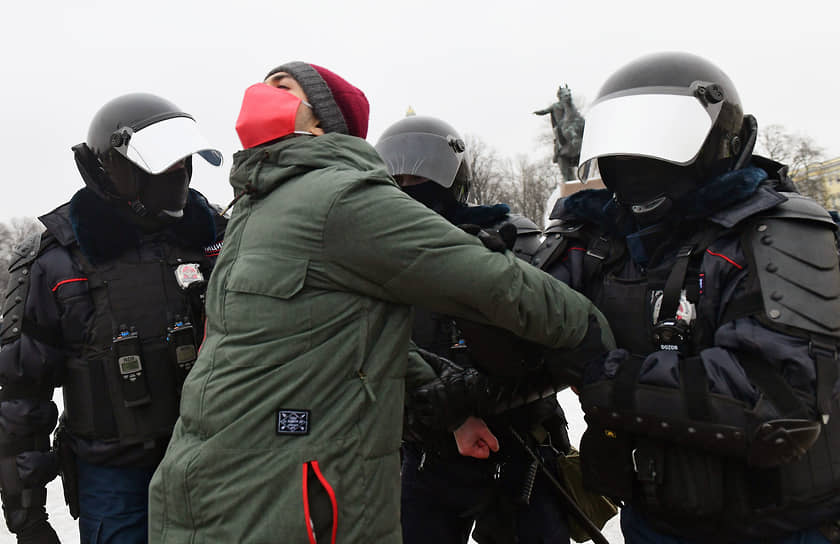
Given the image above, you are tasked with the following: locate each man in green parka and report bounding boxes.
[148,61,614,544]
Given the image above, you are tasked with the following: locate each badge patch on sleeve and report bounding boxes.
[276,409,310,435]
[204,241,223,258]
[174,263,204,289]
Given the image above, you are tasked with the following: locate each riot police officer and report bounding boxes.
[533,51,840,542]
[0,93,226,543]
[376,116,574,544]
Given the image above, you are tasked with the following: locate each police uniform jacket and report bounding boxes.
[0,188,223,533]
[540,157,840,539]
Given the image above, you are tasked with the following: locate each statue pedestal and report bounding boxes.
[542,178,606,229]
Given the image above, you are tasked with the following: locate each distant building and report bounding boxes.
[791,156,840,210]
[560,177,605,197]
[543,176,607,228]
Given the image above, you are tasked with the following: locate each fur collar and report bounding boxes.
[558,166,769,234]
[68,188,217,265]
[451,203,511,227]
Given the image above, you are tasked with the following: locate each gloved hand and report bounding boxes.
[8,508,60,544]
[542,314,611,389]
[17,519,60,544]
[408,348,500,432]
[458,223,517,253]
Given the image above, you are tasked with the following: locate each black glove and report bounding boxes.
[408,348,500,432]
[17,519,60,544]
[8,507,60,544]
[542,315,609,389]
[458,223,517,253]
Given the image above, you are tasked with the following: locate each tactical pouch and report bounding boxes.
[579,423,634,502]
[54,424,79,519]
[636,439,725,518]
[556,447,618,543]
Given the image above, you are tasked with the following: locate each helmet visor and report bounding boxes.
[118,116,223,174]
[375,132,462,189]
[577,92,717,182]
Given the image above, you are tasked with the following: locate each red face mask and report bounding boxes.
[235,83,309,149]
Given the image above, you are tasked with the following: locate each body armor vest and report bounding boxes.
[569,220,840,538]
[62,243,211,446]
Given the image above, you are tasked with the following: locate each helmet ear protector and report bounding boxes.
[72,142,118,201]
[731,114,758,171]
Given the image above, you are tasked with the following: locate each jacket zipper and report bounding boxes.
[357,370,377,403]
[302,460,338,544]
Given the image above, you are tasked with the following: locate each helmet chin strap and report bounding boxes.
[628,195,674,226]
[128,199,183,220]
[731,115,758,171]
[158,208,185,219]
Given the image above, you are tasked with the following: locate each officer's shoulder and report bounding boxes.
[742,192,840,339]
[756,192,837,226]
[498,213,541,235]
[543,218,587,237]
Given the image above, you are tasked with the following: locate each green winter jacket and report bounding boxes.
[148,133,612,544]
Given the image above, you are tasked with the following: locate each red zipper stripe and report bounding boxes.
[51,278,88,292]
[310,460,338,544]
[302,463,317,544]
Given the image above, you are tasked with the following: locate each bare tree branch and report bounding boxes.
[757,124,828,206]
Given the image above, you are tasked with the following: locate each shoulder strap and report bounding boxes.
[658,224,724,323]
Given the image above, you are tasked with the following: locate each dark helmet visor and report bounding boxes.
[375,131,463,189]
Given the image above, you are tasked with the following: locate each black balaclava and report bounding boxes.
[599,156,699,226]
[135,166,192,218]
[402,181,461,221]
[107,154,193,230]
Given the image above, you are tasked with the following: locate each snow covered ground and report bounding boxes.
[2,390,623,543]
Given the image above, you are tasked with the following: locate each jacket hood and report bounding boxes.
[229,133,394,201]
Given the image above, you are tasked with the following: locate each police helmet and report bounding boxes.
[577,52,752,206]
[74,93,223,211]
[375,116,471,203]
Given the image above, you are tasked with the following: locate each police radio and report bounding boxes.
[113,325,151,407]
[168,316,197,390]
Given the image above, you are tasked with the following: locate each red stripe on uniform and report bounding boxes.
[706,249,743,270]
[51,278,88,292]
[562,247,587,262]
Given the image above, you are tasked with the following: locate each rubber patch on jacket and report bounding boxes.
[277,410,310,435]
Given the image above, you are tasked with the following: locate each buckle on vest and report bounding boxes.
[631,446,663,484]
[676,245,694,258]
[809,339,838,360]
[585,236,610,261]
[808,338,839,424]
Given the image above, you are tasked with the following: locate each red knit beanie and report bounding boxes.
[265,62,369,139]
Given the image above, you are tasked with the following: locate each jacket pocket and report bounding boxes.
[223,255,311,364]
[226,254,308,299]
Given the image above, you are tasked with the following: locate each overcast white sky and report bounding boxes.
[1,0,837,222]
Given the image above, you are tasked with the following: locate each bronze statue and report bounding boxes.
[534,84,584,182]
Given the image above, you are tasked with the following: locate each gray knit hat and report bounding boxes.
[265,61,372,138]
